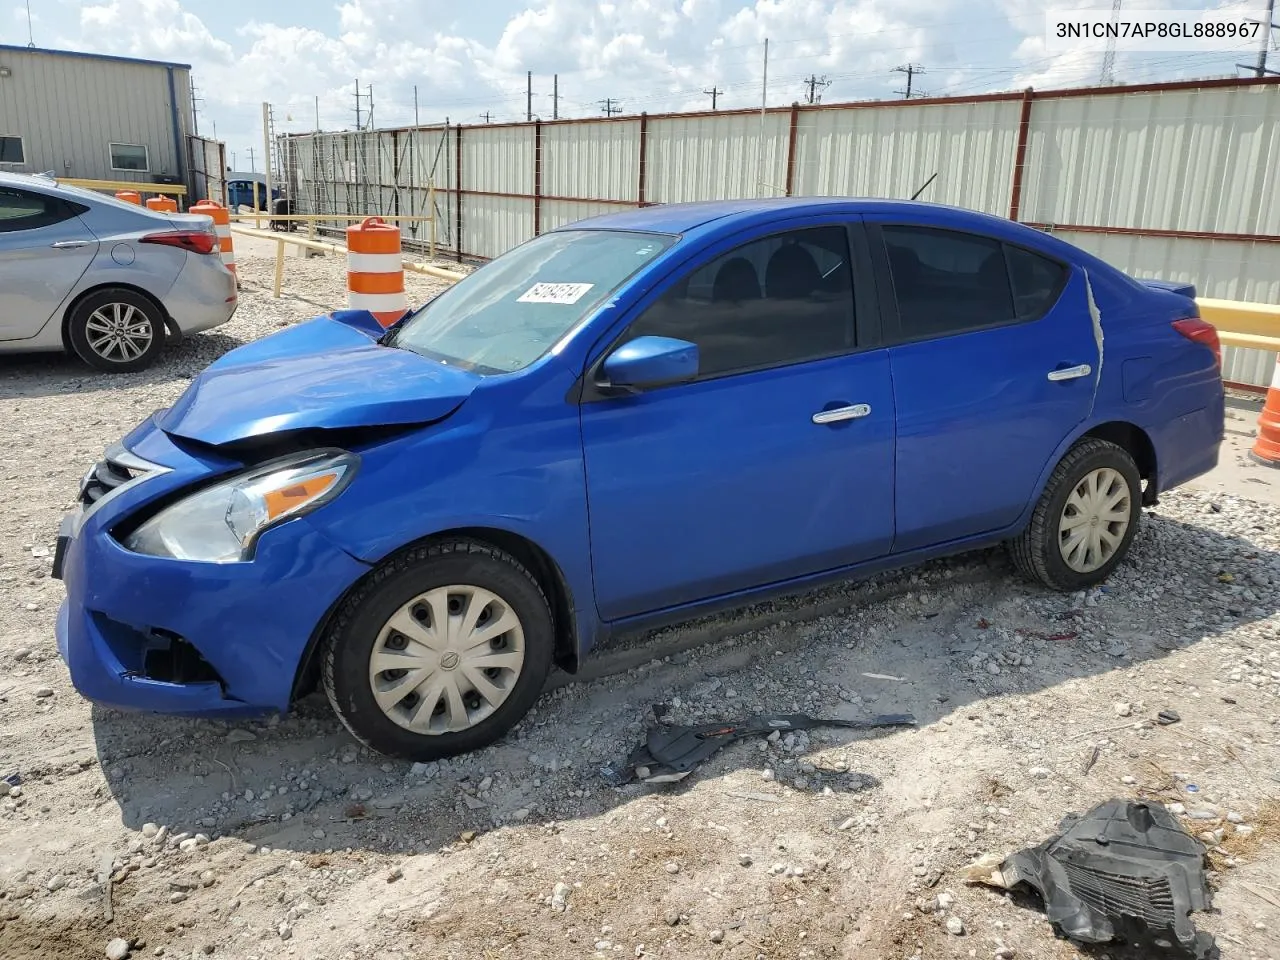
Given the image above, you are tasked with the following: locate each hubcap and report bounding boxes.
[85,303,153,362]
[368,585,525,735]
[1058,466,1131,573]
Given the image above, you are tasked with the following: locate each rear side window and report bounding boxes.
[1007,244,1068,320]
[884,226,1016,340]
[0,187,80,233]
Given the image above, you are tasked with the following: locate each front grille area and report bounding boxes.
[80,457,136,506]
[1061,861,1176,927]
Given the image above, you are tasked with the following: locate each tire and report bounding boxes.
[67,288,166,373]
[322,540,555,761]
[1009,438,1142,592]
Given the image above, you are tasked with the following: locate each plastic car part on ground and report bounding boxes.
[980,799,1218,960]
[608,703,917,785]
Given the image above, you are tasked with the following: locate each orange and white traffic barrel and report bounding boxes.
[146,196,178,213]
[346,217,407,327]
[1249,355,1280,468]
[191,200,235,277]
[115,191,141,205]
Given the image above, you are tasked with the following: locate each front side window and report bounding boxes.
[884,225,1018,340]
[110,143,150,172]
[0,136,24,164]
[389,229,674,374]
[624,225,856,379]
[0,187,78,233]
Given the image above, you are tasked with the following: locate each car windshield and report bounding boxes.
[388,229,675,374]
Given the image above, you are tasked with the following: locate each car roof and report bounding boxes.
[0,170,64,191]
[559,197,1041,233]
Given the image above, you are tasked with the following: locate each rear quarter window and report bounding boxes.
[1007,244,1068,321]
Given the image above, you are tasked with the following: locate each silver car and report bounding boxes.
[0,171,237,372]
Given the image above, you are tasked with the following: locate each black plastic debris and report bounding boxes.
[1001,799,1218,959]
[610,703,915,785]
[1158,709,1182,726]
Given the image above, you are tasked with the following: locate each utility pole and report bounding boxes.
[414,85,420,126]
[354,78,361,131]
[1099,0,1122,83]
[527,71,533,122]
[599,98,622,116]
[315,95,320,132]
[704,86,722,109]
[755,38,768,198]
[553,74,559,120]
[803,74,830,104]
[893,63,926,99]
[1238,0,1279,76]
[480,112,492,123]
[246,146,256,172]
[190,78,203,136]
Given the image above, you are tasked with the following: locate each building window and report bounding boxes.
[0,136,23,164]
[110,143,150,172]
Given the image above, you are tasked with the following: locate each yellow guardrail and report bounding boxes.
[1196,298,1280,353]
[230,224,467,299]
[56,177,187,198]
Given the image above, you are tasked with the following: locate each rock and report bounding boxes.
[937,892,955,909]
[664,910,681,926]
[1121,775,1137,785]
[994,949,1016,959]
[31,545,49,558]
[12,648,32,662]
[986,662,1001,675]
[1227,811,1244,824]
[278,922,292,941]
[761,768,775,782]
[709,929,725,944]
[46,875,67,892]
[594,941,612,951]
[386,866,403,883]
[1114,703,1132,718]
[510,808,531,821]
[945,916,965,936]
[738,854,752,867]
[105,938,131,960]
[178,839,200,853]
[409,762,438,779]
[550,881,571,913]
[225,729,256,744]
[33,687,54,699]
[837,817,856,831]
[141,823,160,839]
[478,777,493,792]
[1028,767,1050,779]
[664,861,680,875]
[152,827,168,846]
[8,786,21,798]
[169,892,187,904]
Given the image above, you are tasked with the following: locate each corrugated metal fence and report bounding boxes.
[283,76,1280,386]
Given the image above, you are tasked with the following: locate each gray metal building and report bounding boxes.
[0,45,193,186]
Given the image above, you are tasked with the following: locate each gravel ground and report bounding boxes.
[2,255,1279,960]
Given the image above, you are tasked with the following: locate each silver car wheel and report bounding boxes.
[1058,466,1131,573]
[368,584,526,735]
[84,302,154,363]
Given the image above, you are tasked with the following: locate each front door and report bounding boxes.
[580,220,896,622]
[868,221,1099,552]
[0,185,98,341]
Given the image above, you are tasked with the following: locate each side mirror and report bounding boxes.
[602,336,699,389]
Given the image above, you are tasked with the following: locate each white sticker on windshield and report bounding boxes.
[517,282,594,305]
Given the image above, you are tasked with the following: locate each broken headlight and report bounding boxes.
[124,450,358,563]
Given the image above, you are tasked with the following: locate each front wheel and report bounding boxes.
[321,540,554,761]
[67,288,165,372]
[1009,438,1142,591]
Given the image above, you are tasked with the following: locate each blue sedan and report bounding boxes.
[53,198,1224,760]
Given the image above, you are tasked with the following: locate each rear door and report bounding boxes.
[866,221,1099,552]
[580,218,896,621]
[0,185,99,341]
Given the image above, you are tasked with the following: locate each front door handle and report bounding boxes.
[50,240,90,249]
[1047,363,1092,382]
[812,403,871,425]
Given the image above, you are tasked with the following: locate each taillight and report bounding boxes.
[140,230,218,255]
[1172,317,1221,369]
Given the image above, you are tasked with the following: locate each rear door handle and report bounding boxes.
[50,240,90,249]
[812,403,871,424]
[1047,363,1092,382]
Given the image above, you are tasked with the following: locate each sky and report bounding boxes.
[2,0,1274,172]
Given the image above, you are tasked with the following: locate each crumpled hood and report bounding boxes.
[158,314,480,446]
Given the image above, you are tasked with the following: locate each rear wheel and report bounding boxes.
[1009,438,1142,591]
[322,540,554,761]
[67,288,165,373]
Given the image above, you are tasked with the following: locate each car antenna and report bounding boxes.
[910,172,938,201]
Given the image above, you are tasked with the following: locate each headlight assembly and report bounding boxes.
[124,450,358,563]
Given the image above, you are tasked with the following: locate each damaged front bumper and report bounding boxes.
[53,424,371,717]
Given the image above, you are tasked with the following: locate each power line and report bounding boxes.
[893,63,926,99]
[803,74,831,104]
[599,98,623,116]
[704,86,723,109]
